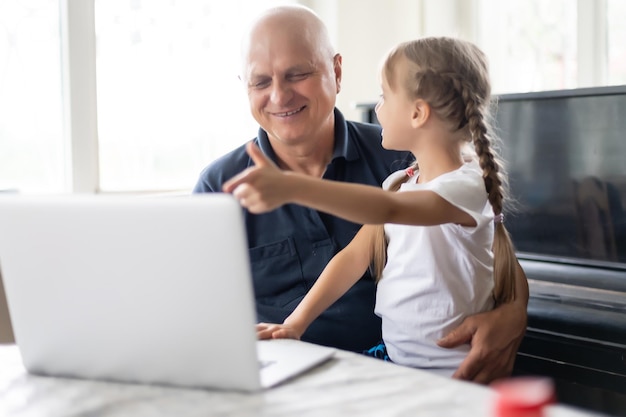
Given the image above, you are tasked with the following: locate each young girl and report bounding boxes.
[223,37,518,377]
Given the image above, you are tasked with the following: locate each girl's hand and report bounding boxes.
[223,142,291,213]
[256,322,302,340]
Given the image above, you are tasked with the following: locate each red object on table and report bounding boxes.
[492,377,556,417]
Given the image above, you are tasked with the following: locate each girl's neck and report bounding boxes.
[413,143,464,184]
[407,113,467,183]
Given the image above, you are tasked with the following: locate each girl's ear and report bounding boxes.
[411,99,430,128]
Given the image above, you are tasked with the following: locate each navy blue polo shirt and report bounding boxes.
[193,108,412,352]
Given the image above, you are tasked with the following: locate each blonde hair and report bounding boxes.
[371,37,517,306]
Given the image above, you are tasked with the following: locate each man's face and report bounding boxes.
[243,30,341,146]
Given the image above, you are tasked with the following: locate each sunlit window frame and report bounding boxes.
[61,0,99,193]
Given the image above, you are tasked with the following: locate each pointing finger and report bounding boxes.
[246,142,272,167]
[222,168,253,193]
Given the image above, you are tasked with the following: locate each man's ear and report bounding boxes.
[411,99,430,128]
[333,53,343,94]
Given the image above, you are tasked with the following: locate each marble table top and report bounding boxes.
[0,344,605,417]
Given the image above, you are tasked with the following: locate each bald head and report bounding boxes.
[241,5,335,81]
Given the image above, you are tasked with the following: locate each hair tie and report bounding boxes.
[493,213,504,224]
[405,167,415,177]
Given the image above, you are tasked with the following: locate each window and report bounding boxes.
[607,0,626,85]
[477,0,577,94]
[1,0,624,194]
[477,0,626,94]
[95,0,287,192]
[0,0,289,194]
[0,0,65,193]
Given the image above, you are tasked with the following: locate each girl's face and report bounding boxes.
[374,58,416,151]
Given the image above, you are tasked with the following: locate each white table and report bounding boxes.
[0,344,605,417]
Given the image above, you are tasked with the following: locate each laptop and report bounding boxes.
[0,194,335,391]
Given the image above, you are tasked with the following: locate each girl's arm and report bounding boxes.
[257,225,376,340]
[223,142,474,227]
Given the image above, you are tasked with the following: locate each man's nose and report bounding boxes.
[270,80,293,106]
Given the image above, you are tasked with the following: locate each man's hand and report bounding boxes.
[437,300,527,384]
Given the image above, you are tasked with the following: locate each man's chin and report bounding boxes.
[266,131,308,145]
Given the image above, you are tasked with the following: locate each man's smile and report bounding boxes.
[271,106,306,117]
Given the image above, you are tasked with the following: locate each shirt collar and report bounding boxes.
[255,129,276,164]
[332,108,360,162]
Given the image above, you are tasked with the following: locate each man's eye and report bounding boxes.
[251,80,270,89]
[288,73,309,81]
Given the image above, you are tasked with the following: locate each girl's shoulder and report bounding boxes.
[451,160,483,180]
[432,162,484,191]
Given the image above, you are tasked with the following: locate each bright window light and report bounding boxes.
[94,0,290,192]
[0,0,65,193]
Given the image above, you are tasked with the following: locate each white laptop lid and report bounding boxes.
[0,194,333,391]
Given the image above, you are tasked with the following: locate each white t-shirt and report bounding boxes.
[374,161,495,376]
